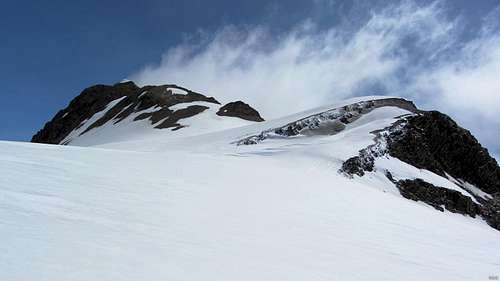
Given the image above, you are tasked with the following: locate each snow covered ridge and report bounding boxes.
[236,98,418,145]
[31,81,264,145]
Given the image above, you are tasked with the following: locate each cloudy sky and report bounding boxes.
[1,0,499,158]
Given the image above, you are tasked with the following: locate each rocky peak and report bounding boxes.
[31,82,262,144]
[216,101,265,122]
[387,111,500,195]
[339,110,500,230]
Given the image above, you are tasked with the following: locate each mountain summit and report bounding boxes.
[32,81,264,145]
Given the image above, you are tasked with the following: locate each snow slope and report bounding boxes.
[1,98,499,280]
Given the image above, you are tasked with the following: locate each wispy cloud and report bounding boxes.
[408,5,500,154]
[129,0,500,155]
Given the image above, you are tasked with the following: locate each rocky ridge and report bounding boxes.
[237,98,418,145]
[32,82,263,144]
[340,111,500,230]
[216,101,265,122]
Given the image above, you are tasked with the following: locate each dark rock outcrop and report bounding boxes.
[396,179,500,231]
[480,194,500,230]
[80,84,220,135]
[387,111,500,195]
[340,155,375,177]
[338,119,404,177]
[396,179,479,217]
[216,101,264,122]
[153,105,209,130]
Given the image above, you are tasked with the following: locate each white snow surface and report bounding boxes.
[167,87,188,95]
[1,96,499,280]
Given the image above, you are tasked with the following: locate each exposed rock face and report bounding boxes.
[387,111,500,195]
[238,98,418,145]
[341,111,499,195]
[396,179,479,216]
[32,81,140,144]
[340,154,375,177]
[76,84,219,136]
[339,118,405,177]
[216,101,264,122]
[32,82,264,145]
[481,195,500,230]
[395,179,500,231]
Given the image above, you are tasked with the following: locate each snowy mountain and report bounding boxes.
[2,82,499,280]
[31,81,264,146]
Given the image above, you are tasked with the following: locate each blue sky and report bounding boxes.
[0,0,297,140]
[1,0,499,157]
